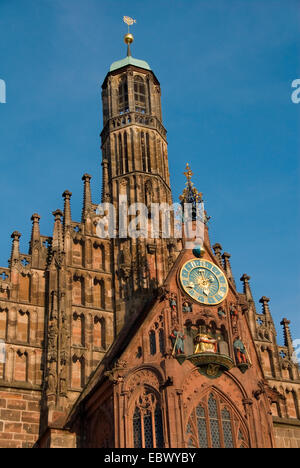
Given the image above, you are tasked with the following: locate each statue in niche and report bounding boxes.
[234,337,248,364]
[170,325,185,355]
[182,301,192,314]
[194,326,217,354]
[169,293,177,310]
[218,307,226,319]
[169,293,178,325]
[230,306,238,325]
[47,360,57,394]
[59,364,68,396]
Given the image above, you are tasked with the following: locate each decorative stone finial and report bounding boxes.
[259,296,270,313]
[11,231,21,240]
[31,213,41,223]
[222,252,236,288]
[30,214,41,253]
[280,318,294,357]
[213,243,223,266]
[52,209,63,220]
[11,231,21,261]
[52,210,63,252]
[82,174,92,222]
[82,174,92,182]
[63,190,72,199]
[62,191,72,228]
[240,274,254,302]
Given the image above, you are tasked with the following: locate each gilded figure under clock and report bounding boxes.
[194,327,217,354]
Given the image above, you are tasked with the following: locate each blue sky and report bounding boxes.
[0,0,299,342]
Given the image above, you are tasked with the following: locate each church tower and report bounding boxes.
[100,32,179,332]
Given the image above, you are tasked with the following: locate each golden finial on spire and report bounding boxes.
[123,16,136,55]
[180,163,203,203]
[184,163,194,182]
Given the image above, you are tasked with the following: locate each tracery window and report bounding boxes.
[118,77,129,114]
[149,330,156,355]
[185,392,249,448]
[132,390,164,448]
[159,329,165,354]
[134,76,146,113]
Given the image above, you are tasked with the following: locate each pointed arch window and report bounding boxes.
[141,132,147,171]
[149,330,156,355]
[196,405,208,448]
[185,392,249,448]
[134,76,146,113]
[208,394,221,448]
[132,390,164,448]
[124,132,129,173]
[154,405,164,448]
[118,77,129,114]
[159,329,165,354]
[221,408,234,448]
[133,407,142,448]
[146,133,151,172]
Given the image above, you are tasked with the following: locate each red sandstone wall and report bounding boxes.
[274,424,300,448]
[0,388,41,448]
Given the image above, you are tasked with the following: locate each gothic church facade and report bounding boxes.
[0,37,299,449]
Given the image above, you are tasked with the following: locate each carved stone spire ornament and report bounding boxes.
[82,173,92,221]
[30,213,41,245]
[280,318,294,358]
[212,243,223,267]
[62,190,72,229]
[222,252,236,288]
[10,231,21,263]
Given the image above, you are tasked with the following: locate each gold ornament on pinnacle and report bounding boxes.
[184,163,194,182]
[179,163,203,203]
[124,33,134,45]
[123,16,136,54]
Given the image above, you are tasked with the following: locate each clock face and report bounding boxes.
[180,259,228,305]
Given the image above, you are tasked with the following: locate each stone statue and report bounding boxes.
[230,306,238,324]
[182,301,192,313]
[218,308,226,318]
[47,361,57,394]
[234,337,248,364]
[170,326,185,355]
[169,293,177,310]
[59,365,68,396]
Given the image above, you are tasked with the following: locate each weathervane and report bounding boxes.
[123,16,136,56]
[123,16,137,33]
